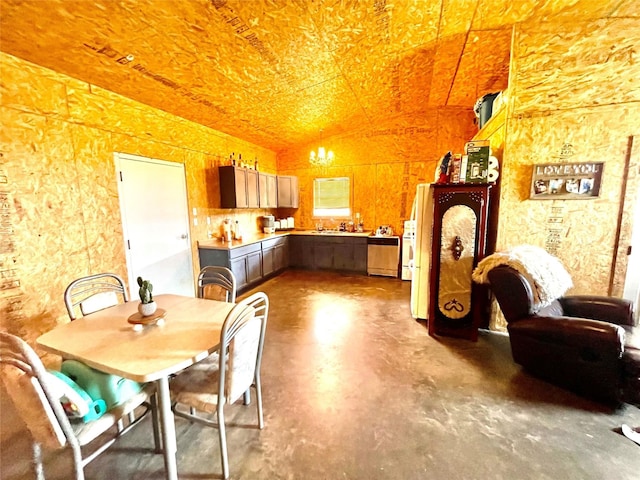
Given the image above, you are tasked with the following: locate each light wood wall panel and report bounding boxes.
[498,16,640,301]
[278,108,476,233]
[0,52,276,345]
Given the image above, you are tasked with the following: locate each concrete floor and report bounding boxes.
[2,269,640,479]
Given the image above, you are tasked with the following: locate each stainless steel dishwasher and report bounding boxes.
[367,236,400,277]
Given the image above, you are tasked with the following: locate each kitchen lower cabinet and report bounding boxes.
[262,237,289,277]
[199,236,289,292]
[289,236,315,269]
[200,243,261,291]
[273,238,289,270]
[290,235,367,273]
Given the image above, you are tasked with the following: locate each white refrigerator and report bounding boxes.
[410,183,434,320]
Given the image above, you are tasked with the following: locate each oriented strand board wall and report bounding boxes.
[498,17,640,297]
[0,52,277,345]
[277,107,478,234]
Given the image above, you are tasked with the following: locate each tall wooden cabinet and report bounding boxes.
[428,184,492,341]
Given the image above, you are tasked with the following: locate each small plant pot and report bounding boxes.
[138,301,157,317]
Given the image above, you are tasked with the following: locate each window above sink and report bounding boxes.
[313,177,351,218]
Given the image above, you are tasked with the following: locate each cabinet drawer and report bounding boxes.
[262,236,286,250]
[229,243,261,259]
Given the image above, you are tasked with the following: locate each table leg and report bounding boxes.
[157,376,178,480]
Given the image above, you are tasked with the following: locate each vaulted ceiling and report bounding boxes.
[0,0,625,152]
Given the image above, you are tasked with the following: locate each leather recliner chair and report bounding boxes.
[487,265,640,406]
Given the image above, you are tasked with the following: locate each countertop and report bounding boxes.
[198,230,374,250]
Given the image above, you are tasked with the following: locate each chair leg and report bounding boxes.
[70,442,85,480]
[217,403,230,480]
[243,389,251,405]
[32,442,45,480]
[255,375,264,429]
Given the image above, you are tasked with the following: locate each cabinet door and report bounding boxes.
[219,166,248,208]
[333,243,354,271]
[353,239,368,273]
[267,174,278,207]
[314,242,334,270]
[289,236,313,268]
[230,257,248,290]
[262,247,275,277]
[290,175,299,208]
[277,175,299,208]
[247,251,262,284]
[258,173,268,208]
[258,172,278,208]
[274,242,289,270]
[277,176,292,207]
[246,169,259,208]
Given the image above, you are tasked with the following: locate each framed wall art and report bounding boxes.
[530,162,604,200]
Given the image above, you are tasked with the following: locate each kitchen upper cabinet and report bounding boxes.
[277,175,299,208]
[258,172,278,208]
[219,166,259,208]
[246,169,259,208]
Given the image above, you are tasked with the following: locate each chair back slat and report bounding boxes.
[198,266,237,303]
[64,273,128,320]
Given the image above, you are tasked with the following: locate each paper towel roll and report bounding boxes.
[488,156,499,182]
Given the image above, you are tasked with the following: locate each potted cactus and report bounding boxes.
[136,276,157,316]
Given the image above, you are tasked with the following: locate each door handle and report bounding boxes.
[180,234,188,239]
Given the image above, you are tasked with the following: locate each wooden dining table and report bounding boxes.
[37,293,235,480]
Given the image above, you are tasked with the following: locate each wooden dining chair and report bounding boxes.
[171,291,269,479]
[64,273,129,320]
[0,332,161,480]
[198,266,237,303]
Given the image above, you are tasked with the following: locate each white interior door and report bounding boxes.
[623,184,640,319]
[115,153,194,298]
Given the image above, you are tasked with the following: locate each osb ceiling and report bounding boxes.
[0,0,626,152]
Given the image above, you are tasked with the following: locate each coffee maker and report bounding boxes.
[261,215,275,234]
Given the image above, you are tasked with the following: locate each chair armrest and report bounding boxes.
[559,295,635,326]
[508,316,625,358]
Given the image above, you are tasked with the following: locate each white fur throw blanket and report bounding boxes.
[472,245,573,311]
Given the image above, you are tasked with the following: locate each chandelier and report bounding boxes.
[309,129,334,166]
[309,146,334,165]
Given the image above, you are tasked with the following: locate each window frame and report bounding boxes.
[312,176,352,219]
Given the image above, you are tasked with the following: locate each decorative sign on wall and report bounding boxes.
[530,162,604,200]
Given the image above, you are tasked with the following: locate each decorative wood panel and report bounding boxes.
[0,53,276,344]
